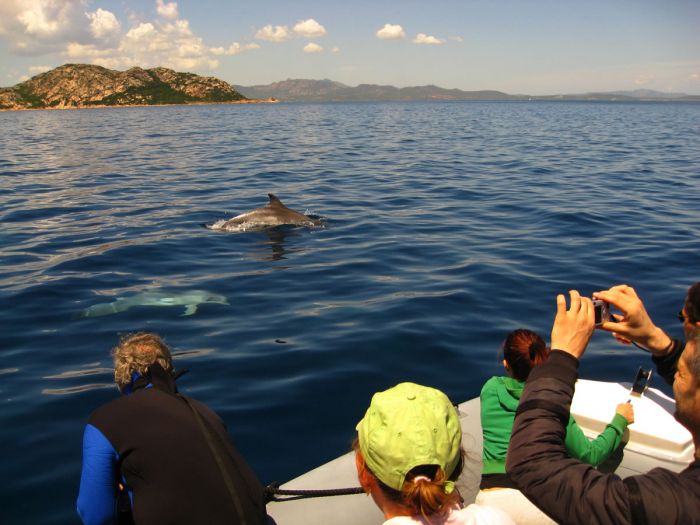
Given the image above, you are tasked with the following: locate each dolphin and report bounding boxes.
[79,290,229,318]
[208,194,322,232]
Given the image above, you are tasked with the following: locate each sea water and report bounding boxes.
[1,100,698,523]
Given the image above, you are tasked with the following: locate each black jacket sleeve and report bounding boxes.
[651,338,685,386]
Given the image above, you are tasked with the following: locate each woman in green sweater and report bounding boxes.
[476,329,634,524]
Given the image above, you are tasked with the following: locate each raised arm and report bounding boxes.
[506,291,634,524]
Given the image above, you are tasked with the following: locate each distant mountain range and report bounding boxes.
[2,64,698,111]
[0,64,270,111]
[235,79,519,102]
[236,79,700,103]
[608,89,692,99]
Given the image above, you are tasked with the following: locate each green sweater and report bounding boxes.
[480,376,629,474]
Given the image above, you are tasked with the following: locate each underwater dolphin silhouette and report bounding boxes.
[208,194,322,232]
[79,290,229,318]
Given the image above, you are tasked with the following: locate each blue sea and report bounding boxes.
[1,100,698,524]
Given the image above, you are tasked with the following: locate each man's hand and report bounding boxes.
[550,290,595,360]
[593,284,673,356]
[616,402,634,424]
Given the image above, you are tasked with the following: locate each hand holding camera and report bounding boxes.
[592,285,674,355]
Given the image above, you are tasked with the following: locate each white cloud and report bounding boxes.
[125,22,156,43]
[24,64,53,79]
[210,42,259,56]
[255,24,290,42]
[156,0,178,21]
[449,35,463,43]
[376,24,405,40]
[16,2,60,37]
[29,64,52,74]
[634,74,653,86]
[303,42,323,54]
[66,42,113,58]
[331,46,340,54]
[2,0,255,72]
[690,73,699,81]
[88,8,121,40]
[413,33,445,45]
[118,20,216,68]
[255,18,327,43]
[67,17,224,72]
[293,19,326,38]
[0,0,89,52]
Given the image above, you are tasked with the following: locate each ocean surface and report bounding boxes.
[1,100,698,524]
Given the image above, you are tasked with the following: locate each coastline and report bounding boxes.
[0,98,278,113]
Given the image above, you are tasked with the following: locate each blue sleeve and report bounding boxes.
[77,424,119,525]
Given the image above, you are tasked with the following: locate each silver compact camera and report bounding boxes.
[592,299,610,326]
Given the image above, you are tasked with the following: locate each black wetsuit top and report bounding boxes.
[78,365,268,525]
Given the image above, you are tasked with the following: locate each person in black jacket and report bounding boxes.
[77,332,271,525]
[506,283,700,525]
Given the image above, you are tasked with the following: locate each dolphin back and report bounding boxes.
[211,194,322,231]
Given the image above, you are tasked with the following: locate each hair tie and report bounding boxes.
[528,342,538,360]
[444,480,455,494]
[413,475,431,483]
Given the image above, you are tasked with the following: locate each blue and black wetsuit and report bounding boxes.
[77,365,268,525]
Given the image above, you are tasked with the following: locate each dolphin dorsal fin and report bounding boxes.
[268,193,284,208]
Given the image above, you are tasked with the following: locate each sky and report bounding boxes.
[1,0,699,95]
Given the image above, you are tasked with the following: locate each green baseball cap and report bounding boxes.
[356,382,462,492]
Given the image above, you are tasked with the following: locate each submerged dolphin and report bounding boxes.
[79,290,229,318]
[208,194,322,232]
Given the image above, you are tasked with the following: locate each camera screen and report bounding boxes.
[631,368,652,394]
[592,299,608,326]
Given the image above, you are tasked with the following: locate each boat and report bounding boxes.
[266,378,694,524]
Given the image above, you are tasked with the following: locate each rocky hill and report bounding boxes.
[0,64,251,110]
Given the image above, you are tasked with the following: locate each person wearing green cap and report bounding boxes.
[354,382,514,525]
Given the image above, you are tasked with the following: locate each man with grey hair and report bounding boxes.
[77,332,271,525]
[507,283,700,524]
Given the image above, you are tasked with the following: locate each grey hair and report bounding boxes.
[112,332,173,389]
